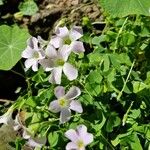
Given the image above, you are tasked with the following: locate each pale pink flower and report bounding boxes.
[50,26,85,54]
[22,37,45,71]
[49,86,83,123]
[40,44,78,84]
[65,125,94,150]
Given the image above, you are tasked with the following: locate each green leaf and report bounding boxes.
[106,112,121,132]
[86,70,103,84]
[19,0,39,16]
[0,25,30,70]
[85,83,102,96]
[103,54,110,72]
[92,35,107,45]
[132,81,147,93]
[100,0,150,17]
[48,132,59,147]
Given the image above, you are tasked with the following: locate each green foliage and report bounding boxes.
[100,0,150,17]
[1,2,150,150]
[19,0,39,16]
[0,25,30,70]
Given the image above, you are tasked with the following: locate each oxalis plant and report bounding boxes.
[0,1,150,149]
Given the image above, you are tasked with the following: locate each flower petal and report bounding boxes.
[27,37,39,50]
[60,109,71,123]
[65,129,78,142]
[65,86,81,100]
[69,100,83,113]
[27,136,46,148]
[40,59,54,71]
[82,133,93,146]
[23,129,31,139]
[22,47,35,58]
[32,61,38,71]
[66,142,78,150]
[45,44,57,58]
[63,63,78,81]
[54,86,65,98]
[58,45,71,61]
[71,41,85,54]
[69,26,83,41]
[50,36,63,48]
[49,67,63,84]
[56,26,69,38]
[49,100,61,113]
[24,59,36,69]
[77,125,94,146]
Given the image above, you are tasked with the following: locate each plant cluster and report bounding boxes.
[0,0,150,150]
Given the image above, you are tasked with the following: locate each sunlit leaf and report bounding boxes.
[100,0,150,17]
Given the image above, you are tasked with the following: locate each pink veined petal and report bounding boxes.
[71,41,85,54]
[49,100,61,113]
[49,67,63,84]
[66,142,78,150]
[45,44,57,58]
[54,86,65,98]
[21,47,35,58]
[69,27,83,41]
[65,86,81,100]
[72,26,83,35]
[56,26,69,38]
[50,36,63,48]
[32,61,38,71]
[58,45,71,61]
[60,109,71,123]
[69,100,83,113]
[63,63,78,81]
[24,58,36,69]
[65,129,79,142]
[40,59,54,72]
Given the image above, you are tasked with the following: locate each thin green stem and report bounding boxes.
[10,69,25,78]
[100,134,115,150]
[117,60,135,100]
[114,17,128,52]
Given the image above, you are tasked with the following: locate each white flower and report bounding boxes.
[49,86,83,123]
[22,37,45,71]
[40,44,78,84]
[65,124,94,150]
[50,26,85,54]
[0,107,14,126]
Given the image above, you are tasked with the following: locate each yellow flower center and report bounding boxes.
[58,98,68,108]
[55,59,65,66]
[77,140,84,148]
[33,51,39,59]
[64,37,71,45]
